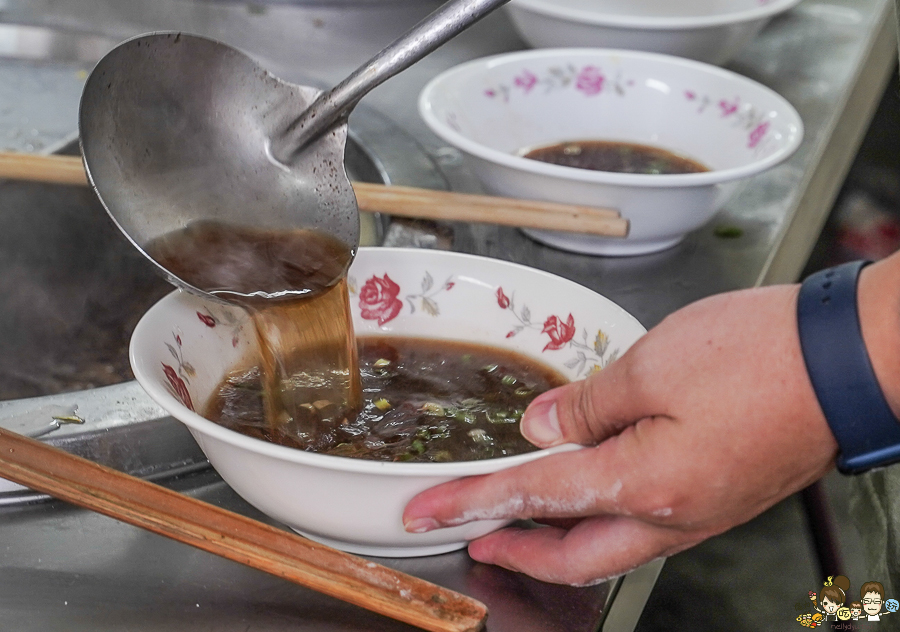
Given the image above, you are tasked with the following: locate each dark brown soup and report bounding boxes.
[146,219,353,302]
[523,140,709,175]
[205,336,568,462]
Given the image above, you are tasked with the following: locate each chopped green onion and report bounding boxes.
[373,358,392,368]
[373,398,391,411]
[421,402,445,415]
[431,427,451,439]
[501,375,517,386]
[487,410,517,424]
[329,443,361,457]
[714,225,744,239]
[468,428,494,444]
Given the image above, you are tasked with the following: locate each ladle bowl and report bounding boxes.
[79,32,359,301]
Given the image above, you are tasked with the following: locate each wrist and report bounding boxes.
[797,259,900,473]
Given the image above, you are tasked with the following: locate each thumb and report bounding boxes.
[521,355,652,447]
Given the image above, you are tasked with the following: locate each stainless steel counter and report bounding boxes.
[0,0,896,630]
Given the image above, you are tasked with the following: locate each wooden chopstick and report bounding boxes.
[0,151,628,237]
[0,427,487,632]
[0,151,87,186]
[351,181,626,236]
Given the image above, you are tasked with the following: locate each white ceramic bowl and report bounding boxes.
[505,0,803,66]
[130,248,646,557]
[419,48,803,256]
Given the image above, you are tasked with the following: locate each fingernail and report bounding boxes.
[404,517,439,533]
[521,400,562,446]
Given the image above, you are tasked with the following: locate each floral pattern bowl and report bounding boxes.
[419,48,804,256]
[505,0,803,66]
[130,248,646,557]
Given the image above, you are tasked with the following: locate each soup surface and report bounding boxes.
[205,336,568,462]
[522,140,709,175]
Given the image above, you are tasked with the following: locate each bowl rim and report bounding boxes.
[418,47,804,189]
[130,247,644,477]
[507,0,804,30]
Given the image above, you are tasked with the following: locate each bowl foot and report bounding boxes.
[289,528,470,558]
[522,228,684,256]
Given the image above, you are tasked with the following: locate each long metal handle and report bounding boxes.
[274,0,511,161]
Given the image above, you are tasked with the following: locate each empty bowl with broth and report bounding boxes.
[419,48,803,256]
[130,248,646,557]
[505,0,803,66]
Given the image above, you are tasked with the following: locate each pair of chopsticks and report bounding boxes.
[0,426,486,632]
[0,151,628,237]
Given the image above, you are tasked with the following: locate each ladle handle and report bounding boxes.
[275,0,511,160]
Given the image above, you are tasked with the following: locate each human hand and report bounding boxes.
[403,283,839,585]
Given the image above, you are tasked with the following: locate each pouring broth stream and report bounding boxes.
[148,220,360,442]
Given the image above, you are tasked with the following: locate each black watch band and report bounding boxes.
[797,260,900,474]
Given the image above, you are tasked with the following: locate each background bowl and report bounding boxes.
[419,48,803,256]
[505,0,804,66]
[130,248,646,557]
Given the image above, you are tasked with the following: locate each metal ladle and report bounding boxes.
[78,0,511,301]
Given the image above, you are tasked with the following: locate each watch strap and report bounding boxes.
[797,260,900,474]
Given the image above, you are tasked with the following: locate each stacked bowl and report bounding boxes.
[505,0,804,66]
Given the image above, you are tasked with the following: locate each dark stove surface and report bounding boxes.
[0,180,171,399]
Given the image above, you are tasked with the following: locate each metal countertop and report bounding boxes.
[0,0,895,630]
